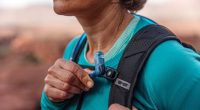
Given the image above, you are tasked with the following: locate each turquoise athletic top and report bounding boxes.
[41,15,200,110]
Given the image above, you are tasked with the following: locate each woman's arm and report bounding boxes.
[41,37,89,110]
[143,40,200,109]
[41,91,68,110]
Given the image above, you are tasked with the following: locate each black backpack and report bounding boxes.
[69,24,197,110]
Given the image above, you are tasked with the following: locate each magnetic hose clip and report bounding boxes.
[89,51,118,81]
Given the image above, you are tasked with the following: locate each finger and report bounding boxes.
[48,64,69,82]
[58,60,94,88]
[44,85,74,101]
[45,75,82,94]
[48,67,86,91]
[48,97,65,102]
[132,106,138,110]
[84,68,93,73]
[109,104,130,110]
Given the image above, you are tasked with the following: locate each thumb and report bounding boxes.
[77,68,94,89]
[82,68,94,88]
[64,61,94,88]
[109,104,129,110]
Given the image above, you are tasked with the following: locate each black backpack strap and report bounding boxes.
[109,24,181,109]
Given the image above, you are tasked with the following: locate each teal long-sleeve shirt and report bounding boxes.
[41,15,200,110]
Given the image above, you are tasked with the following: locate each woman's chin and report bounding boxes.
[53,4,76,16]
[53,7,66,15]
[53,7,71,16]
[52,0,90,16]
[52,1,67,14]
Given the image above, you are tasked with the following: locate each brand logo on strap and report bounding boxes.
[115,78,131,90]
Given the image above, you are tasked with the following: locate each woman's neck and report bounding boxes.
[76,3,133,63]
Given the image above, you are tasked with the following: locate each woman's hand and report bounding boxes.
[44,58,94,102]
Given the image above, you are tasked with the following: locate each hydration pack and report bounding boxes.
[70,24,198,110]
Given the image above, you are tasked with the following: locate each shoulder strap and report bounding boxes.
[109,24,181,109]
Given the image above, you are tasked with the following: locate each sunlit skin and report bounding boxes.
[44,0,136,109]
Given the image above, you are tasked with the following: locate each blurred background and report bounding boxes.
[0,0,199,110]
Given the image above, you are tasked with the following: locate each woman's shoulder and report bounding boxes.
[140,40,200,109]
[145,40,200,74]
[63,36,81,60]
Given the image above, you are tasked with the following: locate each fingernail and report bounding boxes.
[87,81,94,88]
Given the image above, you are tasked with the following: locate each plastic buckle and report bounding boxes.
[102,67,118,81]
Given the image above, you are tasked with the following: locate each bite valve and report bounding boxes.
[89,51,105,78]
